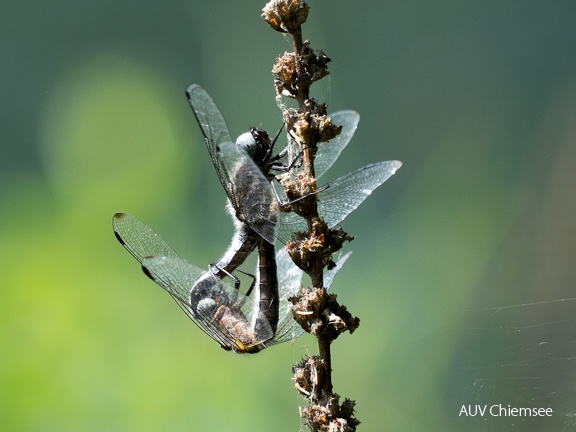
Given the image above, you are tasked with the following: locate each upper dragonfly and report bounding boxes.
[186,84,401,274]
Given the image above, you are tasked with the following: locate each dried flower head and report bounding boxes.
[272,51,298,97]
[289,287,359,339]
[272,41,332,99]
[293,356,324,399]
[292,112,342,146]
[262,0,310,34]
[298,392,360,432]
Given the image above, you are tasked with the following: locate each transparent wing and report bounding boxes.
[267,249,351,346]
[186,84,232,169]
[284,110,359,181]
[113,212,181,262]
[142,256,274,353]
[315,111,360,179]
[113,212,273,352]
[324,251,352,289]
[318,161,402,228]
[186,84,239,206]
[271,247,305,344]
[217,142,277,244]
[187,84,277,244]
[277,160,402,238]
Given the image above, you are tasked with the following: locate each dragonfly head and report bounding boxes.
[239,128,274,165]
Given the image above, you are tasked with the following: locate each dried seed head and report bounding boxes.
[290,287,360,339]
[272,52,298,97]
[292,356,324,399]
[299,41,332,84]
[262,0,310,34]
[291,112,342,147]
[272,41,331,99]
[298,393,360,432]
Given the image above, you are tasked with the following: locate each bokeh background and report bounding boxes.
[2,1,576,431]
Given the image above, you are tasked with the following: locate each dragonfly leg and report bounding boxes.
[235,268,257,298]
[208,263,256,296]
[269,179,329,210]
[270,147,304,172]
[208,263,241,290]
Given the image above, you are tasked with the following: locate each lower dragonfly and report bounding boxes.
[113,212,349,353]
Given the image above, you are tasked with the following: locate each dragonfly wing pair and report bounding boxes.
[277,160,402,241]
[113,212,273,353]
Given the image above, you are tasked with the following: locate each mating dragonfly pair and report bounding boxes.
[113,84,401,353]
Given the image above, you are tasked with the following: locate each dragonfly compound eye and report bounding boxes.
[236,132,257,156]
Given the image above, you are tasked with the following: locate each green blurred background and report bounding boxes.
[2,1,576,431]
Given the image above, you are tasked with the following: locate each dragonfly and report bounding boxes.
[186,84,401,276]
[112,212,349,353]
[187,85,400,343]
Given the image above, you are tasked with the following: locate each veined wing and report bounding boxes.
[292,110,360,180]
[270,247,304,344]
[267,248,352,346]
[142,255,273,353]
[186,84,237,206]
[315,111,359,178]
[187,84,277,244]
[113,212,273,353]
[281,110,359,185]
[113,212,180,261]
[277,161,402,240]
[318,161,402,228]
[324,251,352,289]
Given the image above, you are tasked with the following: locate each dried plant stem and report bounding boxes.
[263,1,360,430]
[317,336,332,393]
